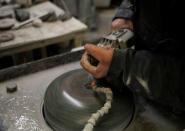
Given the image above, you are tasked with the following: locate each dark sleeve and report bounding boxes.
[106,48,185,113]
[105,48,136,90]
[113,0,135,20]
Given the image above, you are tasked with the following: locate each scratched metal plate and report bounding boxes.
[43,69,134,131]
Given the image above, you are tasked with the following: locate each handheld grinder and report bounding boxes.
[88,29,134,66]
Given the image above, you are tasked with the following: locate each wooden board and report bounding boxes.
[0,1,87,57]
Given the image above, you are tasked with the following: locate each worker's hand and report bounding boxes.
[111,18,133,31]
[80,44,114,79]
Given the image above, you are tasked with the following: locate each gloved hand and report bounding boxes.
[80,44,113,79]
[111,18,133,31]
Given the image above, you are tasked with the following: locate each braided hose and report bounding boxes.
[82,84,113,131]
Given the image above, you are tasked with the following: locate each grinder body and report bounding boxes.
[88,29,134,66]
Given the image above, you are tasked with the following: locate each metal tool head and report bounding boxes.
[99,29,134,49]
[88,29,134,66]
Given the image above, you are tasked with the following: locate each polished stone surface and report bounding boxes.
[43,69,134,131]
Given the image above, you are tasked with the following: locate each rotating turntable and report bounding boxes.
[43,69,185,131]
[43,69,134,131]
